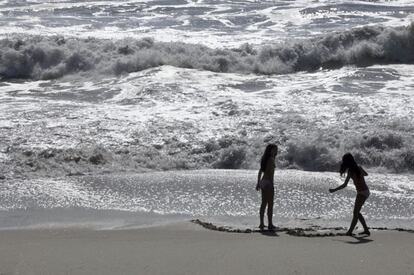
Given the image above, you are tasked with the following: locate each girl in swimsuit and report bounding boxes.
[256,144,278,230]
[329,153,371,236]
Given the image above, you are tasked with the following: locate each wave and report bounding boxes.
[1,23,414,80]
[1,127,413,180]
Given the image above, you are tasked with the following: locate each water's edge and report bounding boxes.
[191,219,414,237]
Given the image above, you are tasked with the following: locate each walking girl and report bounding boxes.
[329,153,371,236]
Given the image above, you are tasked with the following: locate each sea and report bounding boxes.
[0,0,413,231]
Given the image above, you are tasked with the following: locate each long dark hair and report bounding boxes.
[260,144,278,172]
[340,153,360,177]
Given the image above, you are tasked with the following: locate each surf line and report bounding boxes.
[191,219,414,237]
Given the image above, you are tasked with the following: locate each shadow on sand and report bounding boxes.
[334,235,373,244]
[259,230,279,237]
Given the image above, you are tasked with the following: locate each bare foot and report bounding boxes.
[268,224,276,231]
[259,224,265,230]
[358,230,371,236]
[345,231,354,236]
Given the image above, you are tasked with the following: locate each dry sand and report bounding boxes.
[0,222,413,275]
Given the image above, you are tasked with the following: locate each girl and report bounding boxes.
[329,153,371,236]
[256,144,278,230]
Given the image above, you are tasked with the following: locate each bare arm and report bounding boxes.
[256,169,263,191]
[329,173,350,193]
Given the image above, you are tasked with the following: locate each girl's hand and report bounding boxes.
[256,184,260,191]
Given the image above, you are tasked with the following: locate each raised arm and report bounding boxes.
[256,169,263,191]
[329,173,351,193]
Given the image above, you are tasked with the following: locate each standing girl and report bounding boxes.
[329,153,371,236]
[256,144,278,230]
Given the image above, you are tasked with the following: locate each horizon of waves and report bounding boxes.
[1,24,414,80]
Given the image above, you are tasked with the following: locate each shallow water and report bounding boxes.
[1,170,413,229]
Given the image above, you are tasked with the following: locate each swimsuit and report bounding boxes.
[357,189,370,198]
[259,179,273,190]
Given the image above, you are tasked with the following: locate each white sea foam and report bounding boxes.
[1,64,413,178]
[1,0,414,47]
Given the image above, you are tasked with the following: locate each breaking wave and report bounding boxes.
[1,23,414,80]
[2,128,413,180]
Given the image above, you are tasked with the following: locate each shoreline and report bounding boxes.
[1,169,413,232]
[191,219,414,236]
[0,221,413,275]
[0,215,413,235]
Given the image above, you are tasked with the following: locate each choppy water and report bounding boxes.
[0,0,413,229]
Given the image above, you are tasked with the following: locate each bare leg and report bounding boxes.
[347,194,367,235]
[358,213,370,234]
[259,190,266,229]
[267,188,275,229]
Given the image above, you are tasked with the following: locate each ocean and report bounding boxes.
[0,0,413,230]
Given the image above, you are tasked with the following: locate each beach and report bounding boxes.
[1,0,414,274]
[0,222,413,275]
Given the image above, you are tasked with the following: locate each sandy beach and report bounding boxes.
[0,222,412,275]
[2,0,414,274]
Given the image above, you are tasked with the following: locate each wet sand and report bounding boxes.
[0,222,413,275]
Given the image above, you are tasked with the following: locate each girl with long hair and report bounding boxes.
[329,153,371,236]
[256,144,278,230]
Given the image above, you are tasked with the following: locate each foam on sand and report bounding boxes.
[191,219,414,237]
